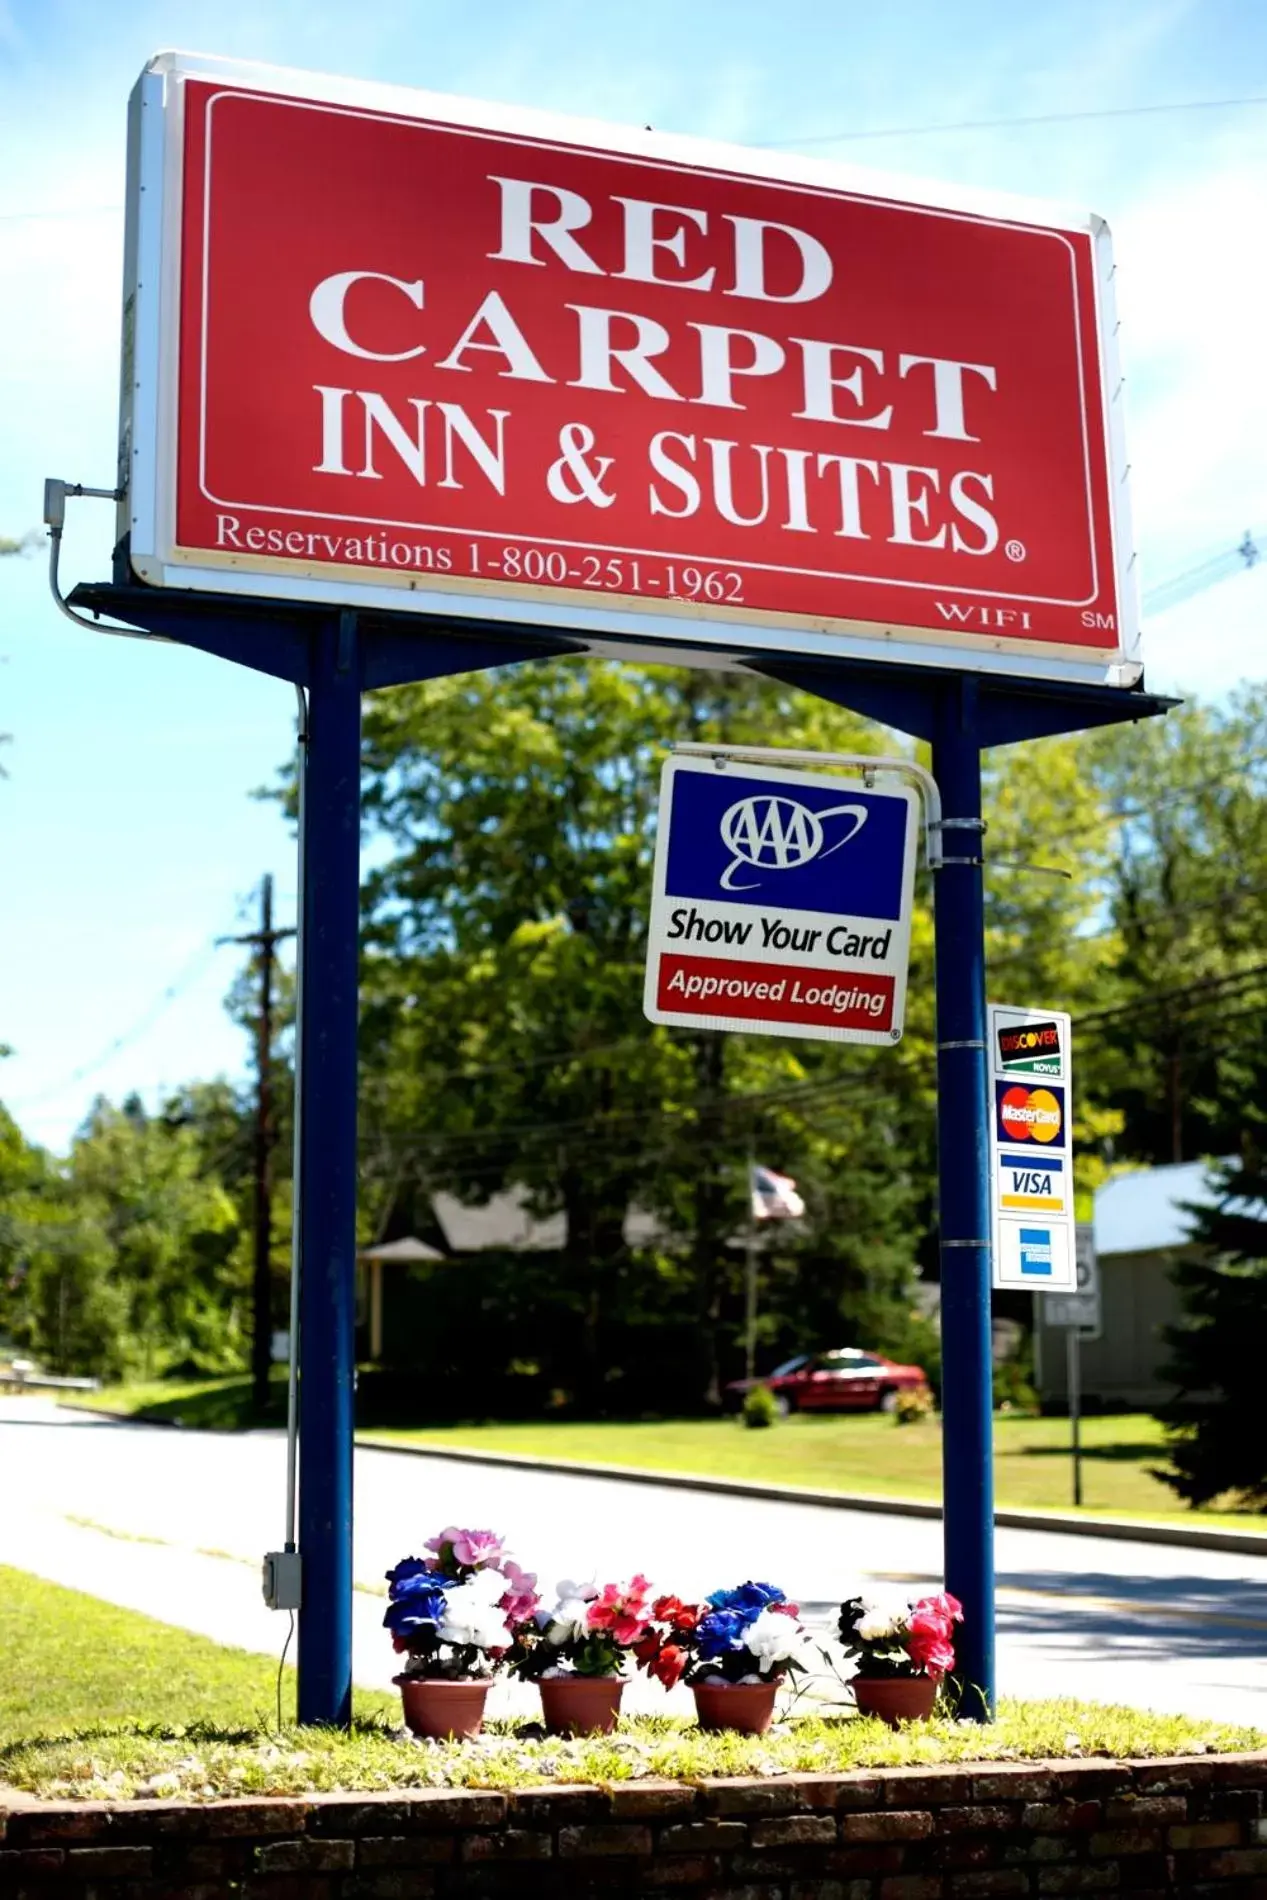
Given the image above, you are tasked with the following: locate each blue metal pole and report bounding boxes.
[297,613,361,1727]
[932,674,996,1719]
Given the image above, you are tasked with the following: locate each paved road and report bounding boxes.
[2,1398,1265,1726]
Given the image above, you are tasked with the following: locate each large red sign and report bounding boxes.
[122,55,1138,682]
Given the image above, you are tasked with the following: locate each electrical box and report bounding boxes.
[262,1549,303,1611]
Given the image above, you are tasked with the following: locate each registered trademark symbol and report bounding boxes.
[1005,539,1027,562]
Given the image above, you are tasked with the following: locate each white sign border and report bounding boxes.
[119,51,1140,690]
[643,756,919,1045]
[988,1001,1077,1294]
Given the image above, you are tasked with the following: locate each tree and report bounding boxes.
[1157,1158,1267,1508]
[357,657,934,1408]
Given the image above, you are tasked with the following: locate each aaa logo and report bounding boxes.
[719,794,868,892]
[996,1083,1064,1145]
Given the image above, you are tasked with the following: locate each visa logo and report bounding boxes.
[1010,1170,1053,1195]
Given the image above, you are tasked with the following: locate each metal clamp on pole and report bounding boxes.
[43,478,165,641]
[671,741,944,870]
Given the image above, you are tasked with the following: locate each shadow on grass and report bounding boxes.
[1014,1442,1164,1463]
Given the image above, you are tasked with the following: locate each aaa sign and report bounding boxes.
[122,53,1136,684]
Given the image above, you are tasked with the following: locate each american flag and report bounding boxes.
[750,1164,806,1221]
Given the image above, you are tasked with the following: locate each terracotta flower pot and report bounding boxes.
[395,1675,491,1740]
[692,1679,780,1734]
[852,1673,938,1727]
[538,1674,625,1736]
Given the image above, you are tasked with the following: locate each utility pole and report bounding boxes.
[225,876,296,1414]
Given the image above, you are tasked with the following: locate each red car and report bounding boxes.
[726,1348,930,1414]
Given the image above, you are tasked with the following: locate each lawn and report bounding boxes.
[76,1382,1267,1533]
[363,1412,1267,1533]
[1,1568,1261,1800]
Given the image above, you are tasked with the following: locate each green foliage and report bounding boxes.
[742,1382,779,1429]
[0,1565,1259,1796]
[1156,1158,1267,1507]
[0,1095,248,1380]
[893,1385,935,1425]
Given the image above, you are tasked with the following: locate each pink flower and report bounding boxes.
[585,1574,654,1647]
[905,1601,960,1675]
[424,1527,506,1572]
[913,1592,963,1629]
[497,1560,541,1626]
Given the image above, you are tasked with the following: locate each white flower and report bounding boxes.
[545,1597,593,1645]
[438,1580,513,1652]
[744,1608,812,1674]
[855,1591,910,1643]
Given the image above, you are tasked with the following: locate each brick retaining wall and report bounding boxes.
[3,1753,1266,1897]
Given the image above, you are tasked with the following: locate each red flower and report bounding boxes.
[651,1642,688,1690]
[391,1635,409,1654]
[652,1595,700,1630]
[905,1603,959,1675]
[914,1592,963,1628]
[633,1630,662,1669]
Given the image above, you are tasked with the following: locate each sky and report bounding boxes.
[1,0,1265,1151]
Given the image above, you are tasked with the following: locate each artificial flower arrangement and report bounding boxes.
[635,1581,815,1734]
[836,1587,963,1725]
[384,1526,540,1738]
[508,1575,655,1734]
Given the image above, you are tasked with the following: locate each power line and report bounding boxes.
[6,891,261,1112]
[757,92,1267,149]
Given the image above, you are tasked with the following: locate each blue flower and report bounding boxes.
[706,1581,786,1621]
[387,1560,457,1602]
[695,1609,751,1659]
[384,1585,450,1637]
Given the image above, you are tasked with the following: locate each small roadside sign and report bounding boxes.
[1044,1225,1101,1334]
[988,1003,1077,1291]
[644,756,918,1044]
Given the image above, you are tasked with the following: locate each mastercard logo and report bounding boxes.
[998,1085,1063,1144]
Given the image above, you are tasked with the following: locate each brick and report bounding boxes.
[843,1811,935,1842]
[751,1815,838,1848]
[610,1782,698,1820]
[509,1786,606,1826]
[558,1822,654,1857]
[837,1777,888,1811]
[708,1887,783,1900]
[66,1844,154,1875]
[0,1848,66,1872]
[950,1874,1028,1897]
[830,1844,907,1874]
[392,1790,507,1830]
[1022,1803,1102,1833]
[343,1875,436,1900]
[246,1880,338,1900]
[705,1779,807,1817]
[938,1807,1019,1834]
[460,1828,553,1861]
[1037,1868,1121,1893]
[1259,1817,1267,1842]
[971,1770,1057,1803]
[787,1774,856,1811]
[1103,1796,1186,1824]
[1205,1787,1263,1821]
[1026,1839,1074,1864]
[879,1877,944,1899]
[883,1767,976,1807]
[640,1856,722,1887]
[357,1834,457,1865]
[185,1798,313,1837]
[659,1820,748,1852]
[793,1884,874,1900]
[1129,1757,1216,1794]
[1088,1830,1162,1857]
[11,1806,115,1844]
[179,1840,254,1878]
[1168,1822,1241,1849]
[1199,1847,1267,1875]
[255,1837,355,1872]
[931,1839,995,1870]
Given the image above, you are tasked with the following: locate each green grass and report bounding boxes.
[1,1568,1261,1800]
[73,1372,285,1430]
[364,1413,1267,1534]
[76,1381,1267,1534]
